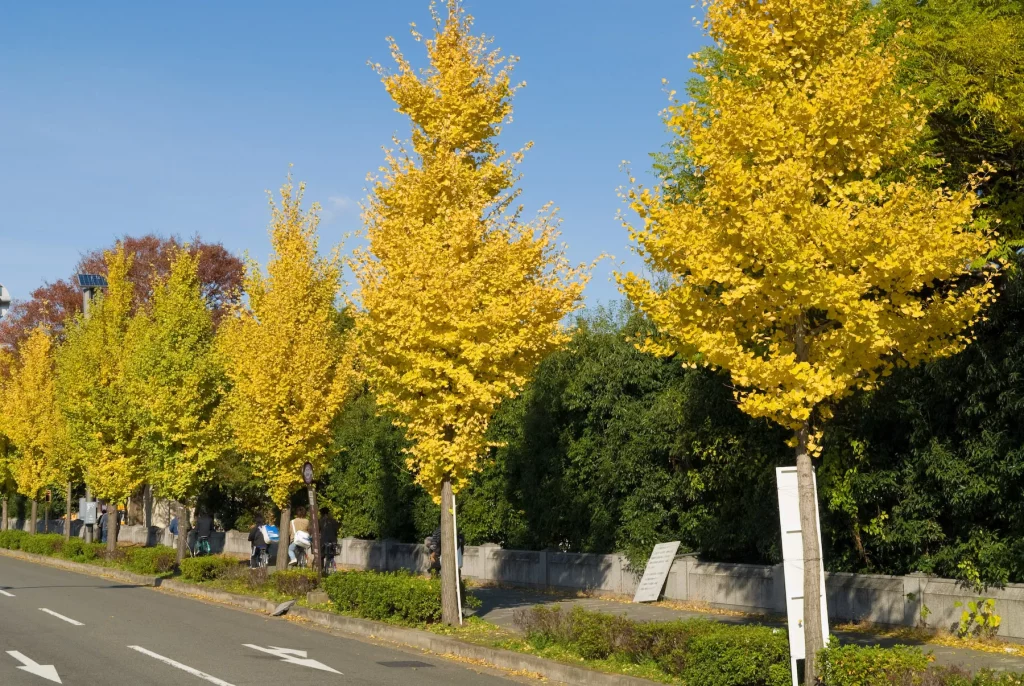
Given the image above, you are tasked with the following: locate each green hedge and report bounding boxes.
[323,570,446,624]
[818,643,1024,685]
[180,555,238,582]
[516,606,789,686]
[271,569,320,597]
[123,547,177,575]
[19,534,66,556]
[0,530,29,549]
[59,539,105,563]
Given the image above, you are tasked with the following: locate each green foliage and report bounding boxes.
[515,606,789,686]
[818,642,931,686]
[0,530,29,550]
[955,598,1002,639]
[879,0,1024,242]
[179,555,239,582]
[270,569,320,597]
[462,303,790,568]
[59,538,103,563]
[322,570,447,624]
[122,546,177,575]
[322,392,423,541]
[819,268,1024,585]
[817,643,1024,685]
[19,533,64,556]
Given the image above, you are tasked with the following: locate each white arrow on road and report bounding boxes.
[243,644,341,674]
[6,651,62,683]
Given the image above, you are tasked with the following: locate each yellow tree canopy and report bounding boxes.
[3,328,62,500]
[218,178,355,507]
[353,2,589,496]
[56,245,145,502]
[126,248,226,504]
[620,0,996,449]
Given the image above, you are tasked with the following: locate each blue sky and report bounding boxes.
[0,1,705,308]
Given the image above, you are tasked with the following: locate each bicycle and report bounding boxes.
[190,536,211,558]
[292,546,308,569]
[251,546,269,569]
[321,543,338,575]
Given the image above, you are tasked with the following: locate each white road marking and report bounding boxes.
[6,650,62,683]
[38,609,82,626]
[0,589,14,597]
[128,646,235,686]
[243,644,342,674]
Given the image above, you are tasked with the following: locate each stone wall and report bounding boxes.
[6,518,1022,639]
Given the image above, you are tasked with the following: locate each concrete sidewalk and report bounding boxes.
[469,585,1024,675]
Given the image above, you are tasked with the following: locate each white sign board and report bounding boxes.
[632,541,681,603]
[776,467,828,685]
[78,499,97,525]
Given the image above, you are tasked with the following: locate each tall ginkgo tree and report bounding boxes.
[354,2,588,624]
[4,328,63,536]
[619,0,996,680]
[58,246,144,554]
[219,177,356,570]
[127,248,227,562]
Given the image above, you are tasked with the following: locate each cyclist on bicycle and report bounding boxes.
[194,509,214,556]
[247,515,269,568]
[288,508,311,567]
[319,507,339,573]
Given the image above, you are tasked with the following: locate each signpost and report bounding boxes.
[302,462,321,576]
[776,467,829,686]
[632,541,681,603]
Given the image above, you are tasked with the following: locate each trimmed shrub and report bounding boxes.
[819,642,931,686]
[180,555,239,582]
[818,647,1024,686]
[271,569,320,597]
[515,606,789,686]
[323,570,448,624]
[60,538,97,562]
[0,530,29,550]
[123,547,177,575]
[19,534,65,556]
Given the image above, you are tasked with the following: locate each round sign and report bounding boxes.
[302,461,314,485]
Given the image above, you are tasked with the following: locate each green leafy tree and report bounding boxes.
[126,248,227,561]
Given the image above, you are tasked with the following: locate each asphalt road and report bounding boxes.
[0,555,521,685]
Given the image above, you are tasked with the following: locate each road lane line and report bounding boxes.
[38,609,83,626]
[0,589,14,597]
[127,646,235,686]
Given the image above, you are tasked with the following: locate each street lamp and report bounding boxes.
[75,274,107,543]
[302,462,322,576]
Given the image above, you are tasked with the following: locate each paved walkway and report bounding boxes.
[468,586,1024,675]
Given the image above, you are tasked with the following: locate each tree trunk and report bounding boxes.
[44,499,49,534]
[1,497,7,531]
[276,507,292,571]
[106,502,117,554]
[440,477,460,625]
[176,502,189,563]
[30,500,37,535]
[144,484,153,530]
[65,482,72,541]
[796,423,825,684]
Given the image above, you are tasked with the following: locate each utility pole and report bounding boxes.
[302,462,322,576]
[76,273,107,543]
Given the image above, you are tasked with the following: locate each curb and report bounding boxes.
[0,547,160,587]
[0,549,656,685]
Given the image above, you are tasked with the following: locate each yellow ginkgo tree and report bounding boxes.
[57,245,144,553]
[354,1,588,624]
[3,327,63,536]
[219,177,355,570]
[127,248,227,562]
[619,0,996,680]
